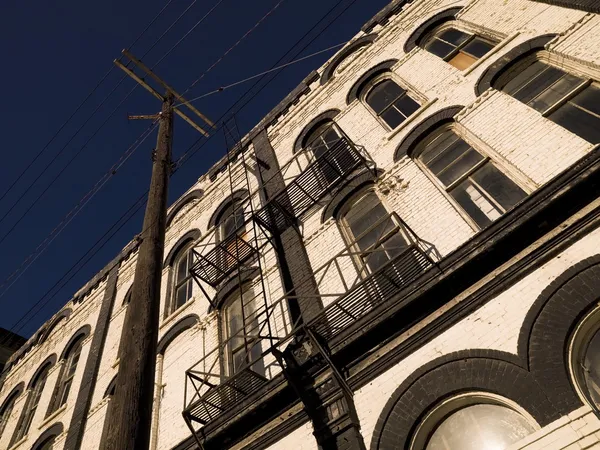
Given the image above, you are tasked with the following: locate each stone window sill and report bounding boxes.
[160,297,196,330]
[386,98,438,141]
[38,404,67,430]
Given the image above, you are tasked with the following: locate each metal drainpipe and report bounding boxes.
[150,354,164,450]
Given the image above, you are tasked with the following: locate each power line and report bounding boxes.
[0,0,359,346]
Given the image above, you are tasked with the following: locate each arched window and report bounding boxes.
[48,336,84,415]
[421,24,497,70]
[11,364,51,443]
[34,435,56,450]
[221,283,264,377]
[415,125,527,229]
[338,188,409,275]
[216,199,246,242]
[363,78,421,129]
[171,243,194,313]
[411,393,538,450]
[569,305,600,411]
[0,388,21,440]
[494,53,600,144]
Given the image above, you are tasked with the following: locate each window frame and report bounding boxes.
[360,72,427,131]
[420,20,502,69]
[494,50,600,123]
[413,123,532,231]
[410,391,539,450]
[568,304,600,415]
[0,390,20,441]
[11,365,51,444]
[169,243,195,315]
[48,337,84,416]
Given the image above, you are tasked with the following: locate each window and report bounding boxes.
[12,366,50,443]
[411,393,538,450]
[222,284,264,377]
[339,189,409,275]
[34,436,56,450]
[569,306,600,411]
[422,26,497,70]
[304,122,357,186]
[215,199,248,274]
[49,337,84,414]
[496,56,600,144]
[217,199,246,242]
[172,244,194,312]
[416,126,527,228]
[0,391,19,440]
[365,79,421,129]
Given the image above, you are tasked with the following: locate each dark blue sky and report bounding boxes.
[0,0,390,337]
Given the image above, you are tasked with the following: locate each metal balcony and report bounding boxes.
[182,214,438,436]
[254,137,375,234]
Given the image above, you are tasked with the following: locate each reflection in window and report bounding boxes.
[340,190,408,274]
[217,200,246,242]
[49,337,84,414]
[497,58,600,143]
[422,27,496,70]
[172,245,194,312]
[425,404,536,450]
[365,79,421,129]
[417,127,526,228]
[222,284,264,377]
[12,365,50,443]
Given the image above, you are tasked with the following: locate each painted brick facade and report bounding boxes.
[1,0,600,449]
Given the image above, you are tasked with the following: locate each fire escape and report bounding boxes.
[182,119,439,448]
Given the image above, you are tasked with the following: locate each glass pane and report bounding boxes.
[437,28,470,46]
[176,255,188,283]
[584,329,600,407]
[345,194,388,239]
[366,80,405,114]
[501,61,545,95]
[232,348,247,373]
[470,162,527,211]
[424,38,455,59]
[60,379,73,406]
[426,404,536,450]
[549,101,600,144]
[516,65,566,106]
[448,52,478,70]
[380,107,406,129]
[451,181,499,228]
[420,130,459,165]
[364,250,391,272]
[393,95,420,118]
[176,284,188,308]
[461,37,494,59]
[437,148,485,187]
[529,73,583,112]
[571,84,600,117]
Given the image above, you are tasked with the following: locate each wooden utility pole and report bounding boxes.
[102,94,174,450]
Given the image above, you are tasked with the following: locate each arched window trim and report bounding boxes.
[163,229,200,318]
[568,303,600,415]
[410,391,540,449]
[412,121,533,231]
[166,241,195,317]
[359,72,427,131]
[0,383,23,441]
[419,19,503,64]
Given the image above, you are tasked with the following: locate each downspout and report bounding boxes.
[150,353,164,450]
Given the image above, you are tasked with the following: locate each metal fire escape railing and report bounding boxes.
[254,136,377,234]
[182,212,440,432]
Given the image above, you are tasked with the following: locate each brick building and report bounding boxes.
[1,0,600,448]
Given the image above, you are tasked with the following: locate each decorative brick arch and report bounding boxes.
[28,354,57,388]
[157,314,199,355]
[403,7,463,53]
[166,189,203,228]
[321,169,383,222]
[518,255,600,414]
[164,229,201,268]
[31,422,63,450]
[393,105,464,161]
[60,325,91,360]
[370,350,559,450]
[321,34,377,85]
[37,308,72,345]
[346,59,398,105]
[0,382,24,412]
[207,189,249,230]
[474,34,557,96]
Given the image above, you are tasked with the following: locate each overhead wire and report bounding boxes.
[1,0,361,345]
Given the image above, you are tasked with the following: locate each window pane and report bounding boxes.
[502,62,557,101]
[437,28,470,46]
[393,95,420,118]
[426,404,536,450]
[420,130,459,165]
[549,101,600,144]
[380,107,406,129]
[470,162,527,211]
[449,52,478,70]
[176,285,188,309]
[513,65,566,106]
[461,37,494,59]
[571,84,600,117]
[451,181,499,228]
[424,38,455,59]
[583,329,600,407]
[176,256,188,283]
[366,80,405,114]
[528,73,583,112]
